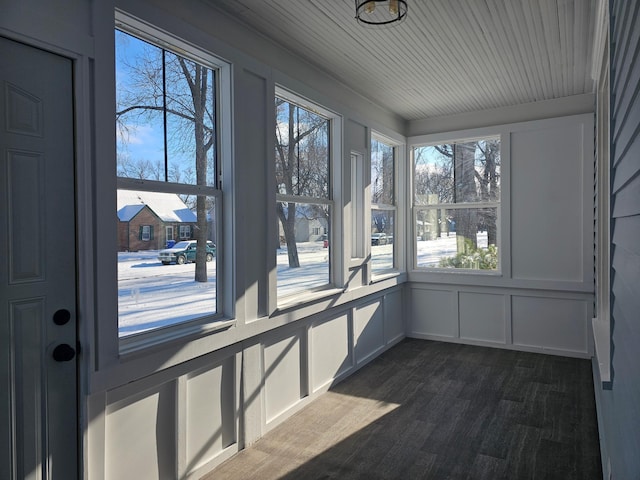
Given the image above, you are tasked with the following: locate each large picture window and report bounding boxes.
[275,93,332,300]
[370,136,396,275]
[413,137,500,271]
[115,27,222,337]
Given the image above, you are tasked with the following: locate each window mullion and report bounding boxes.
[162,48,168,182]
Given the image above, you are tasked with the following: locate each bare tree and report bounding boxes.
[414,145,454,204]
[116,32,215,282]
[116,154,164,180]
[414,145,454,238]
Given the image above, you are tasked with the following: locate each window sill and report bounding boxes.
[371,270,402,284]
[412,267,502,276]
[119,317,236,358]
[275,287,345,312]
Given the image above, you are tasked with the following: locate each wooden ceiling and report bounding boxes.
[206,0,597,121]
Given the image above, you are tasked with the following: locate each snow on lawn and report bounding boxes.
[118,233,490,337]
[118,250,217,336]
[277,241,329,294]
[416,231,489,267]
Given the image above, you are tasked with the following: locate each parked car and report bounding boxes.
[371,233,388,246]
[158,240,215,265]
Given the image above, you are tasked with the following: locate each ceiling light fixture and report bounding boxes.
[355,0,408,27]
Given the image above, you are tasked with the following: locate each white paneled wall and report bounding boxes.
[510,123,587,283]
[102,353,241,480]
[96,287,403,479]
[408,114,594,358]
[410,286,591,357]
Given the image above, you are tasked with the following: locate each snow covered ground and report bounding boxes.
[118,232,489,336]
[118,250,218,336]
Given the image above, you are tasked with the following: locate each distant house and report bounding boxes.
[294,215,328,243]
[117,190,197,251]
[278,204,328,244]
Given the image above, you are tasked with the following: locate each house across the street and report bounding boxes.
[116,190,197,251]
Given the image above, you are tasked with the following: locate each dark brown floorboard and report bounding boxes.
[205,339,602,480]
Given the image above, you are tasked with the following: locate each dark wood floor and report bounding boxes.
[206,339,602,480]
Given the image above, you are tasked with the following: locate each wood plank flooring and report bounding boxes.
[205,339,602,480]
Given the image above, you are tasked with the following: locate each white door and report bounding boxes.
[0,37,77,479]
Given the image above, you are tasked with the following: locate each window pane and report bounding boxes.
[414,139,500,205]
[275,98,329,198]
[371,139,394,204]
[416,207,498,270]
[116,31,166,180]
[370,137,395,276]
[117,190,217,336]
[371,210,394,273]
[277,202,330,297]
[116,30,217,186]
[165,51,216,186]
[275,95,332,301]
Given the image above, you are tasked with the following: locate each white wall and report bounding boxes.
[407,113,595,358]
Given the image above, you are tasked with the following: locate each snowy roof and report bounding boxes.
[117,190,197,223]
[117,204,145,222]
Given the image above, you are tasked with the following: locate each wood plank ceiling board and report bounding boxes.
[205,0,597,121]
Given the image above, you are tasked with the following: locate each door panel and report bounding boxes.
[0,37,77,479]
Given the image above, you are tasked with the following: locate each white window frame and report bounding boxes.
[350,151,366,263]
[411,134,502,275]
[270,86,343,310]
[179,224,191,240]
[166,225,174,242]
[100,11,235,360]
[141,225,151,241]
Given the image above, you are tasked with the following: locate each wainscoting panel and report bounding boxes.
[105,381,177,480]
[512,295,589,354]
[409,288,456,338]
[459,292,506,343]
[383,289,405,343]
[354,299,385,365]
[263,331,304,424]
[311,313,352,392]
[184,357,236,477]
